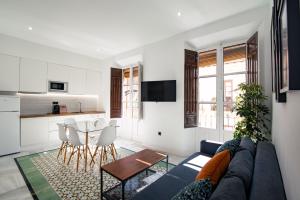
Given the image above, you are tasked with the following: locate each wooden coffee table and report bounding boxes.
[100,149,168,200]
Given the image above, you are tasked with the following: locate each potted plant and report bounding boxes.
[233,83,270,142]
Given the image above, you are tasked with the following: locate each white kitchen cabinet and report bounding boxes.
[86,70,102,95]
[21,118,49,147]
[0,54,19,91]
[47,63,71,83]
[69,68,86,95]
[20,58,47,93]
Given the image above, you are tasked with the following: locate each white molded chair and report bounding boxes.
[89,118,107,143]
[90,126,117,167]
[57,123,69,163]
[64,118,79,129]
[109,119,117,127]
[67,126,85,172]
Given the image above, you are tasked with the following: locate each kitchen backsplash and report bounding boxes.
[19,94,101,115]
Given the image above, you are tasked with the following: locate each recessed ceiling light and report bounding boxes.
[177,11,182,17]
[28,26,33,31]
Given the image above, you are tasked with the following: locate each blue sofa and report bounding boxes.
[132,138,286,200]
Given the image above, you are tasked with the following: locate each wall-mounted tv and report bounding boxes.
[141,80,176,102]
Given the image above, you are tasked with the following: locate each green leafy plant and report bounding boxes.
[233,83,270,142]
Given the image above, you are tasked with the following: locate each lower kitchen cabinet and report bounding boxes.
[21,118,49,147]
[21,113,106,149]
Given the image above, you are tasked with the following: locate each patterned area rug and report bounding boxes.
[15,147,175,200]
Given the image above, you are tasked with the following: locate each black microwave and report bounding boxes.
[48,81,68,93]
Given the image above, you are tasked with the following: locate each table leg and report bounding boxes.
[122,181,126,200]
[166,155,169,172]
[100,168,103,200]
[85,131,88,172]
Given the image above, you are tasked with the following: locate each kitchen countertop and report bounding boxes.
[20,111,106,118]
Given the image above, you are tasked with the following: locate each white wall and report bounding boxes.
[272,93,300,200]
[101,5,270,156]
[261,3,300,200]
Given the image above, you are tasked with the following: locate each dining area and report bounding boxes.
[56,117,119,172]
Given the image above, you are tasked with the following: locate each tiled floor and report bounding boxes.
[0,137,186,200]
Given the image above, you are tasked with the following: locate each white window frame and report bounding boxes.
[121,63,142,120]
[198,40,246,141]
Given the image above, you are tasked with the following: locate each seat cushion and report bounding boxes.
[133,152,212,200]
[239,137,256,156]
[172,179,213,200]
[196,150,230,185]
[209,176,247,200]
[132,173,190,200]
[226,149,254,191]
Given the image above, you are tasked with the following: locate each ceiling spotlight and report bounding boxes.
[177,11,182,17]
[28,26,33,31]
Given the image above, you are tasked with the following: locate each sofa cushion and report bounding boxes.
[215,139,241,157]
[226,149,254,191]
[196,150,230,185]
[239,137,256,156]
[132,173,190,200]
[172,179,213,200]
[249,142,286,200]
[132,152,212,200]
[209,176,247,200]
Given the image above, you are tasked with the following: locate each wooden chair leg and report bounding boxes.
[76,146,80,172]
[67,146,75,165]
[63,142,68,163]
[100,147,104,167]
[57,141,65,159]
[109,144,116,161]
[87,146,95,164]
[112,143,118,157]
[103,146,108,161]
[90,146,99,166]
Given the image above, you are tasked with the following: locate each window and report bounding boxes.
[223,44,246,131]
[198,44,246,132]
[122,65,141,119]
[198,50,217,129]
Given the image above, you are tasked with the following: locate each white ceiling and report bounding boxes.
[188,21,261,49]
[0,0,270,60]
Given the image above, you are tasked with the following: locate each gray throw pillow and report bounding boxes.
[215,139,241,158]
[172,179,213,200]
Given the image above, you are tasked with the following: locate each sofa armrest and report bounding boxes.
[200,140,222,156]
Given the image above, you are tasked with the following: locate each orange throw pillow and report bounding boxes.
[195,149,230,185]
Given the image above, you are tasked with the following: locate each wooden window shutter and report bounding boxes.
[110,68,122,118]
[184,49,198,128]
[246,32,258,84]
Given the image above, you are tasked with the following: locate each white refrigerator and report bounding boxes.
[0,95,20,156]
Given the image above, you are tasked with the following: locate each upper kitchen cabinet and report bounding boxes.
[69,67,86,95]
[20,58,47,93]
[86,70,102,95]
[0,54,19,92]
[47,63,70,83]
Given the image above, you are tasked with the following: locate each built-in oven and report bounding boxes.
[48,81,68,93]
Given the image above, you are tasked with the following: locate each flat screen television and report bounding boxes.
[141,80,176,102]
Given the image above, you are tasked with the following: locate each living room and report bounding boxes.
[0,0,299,200]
